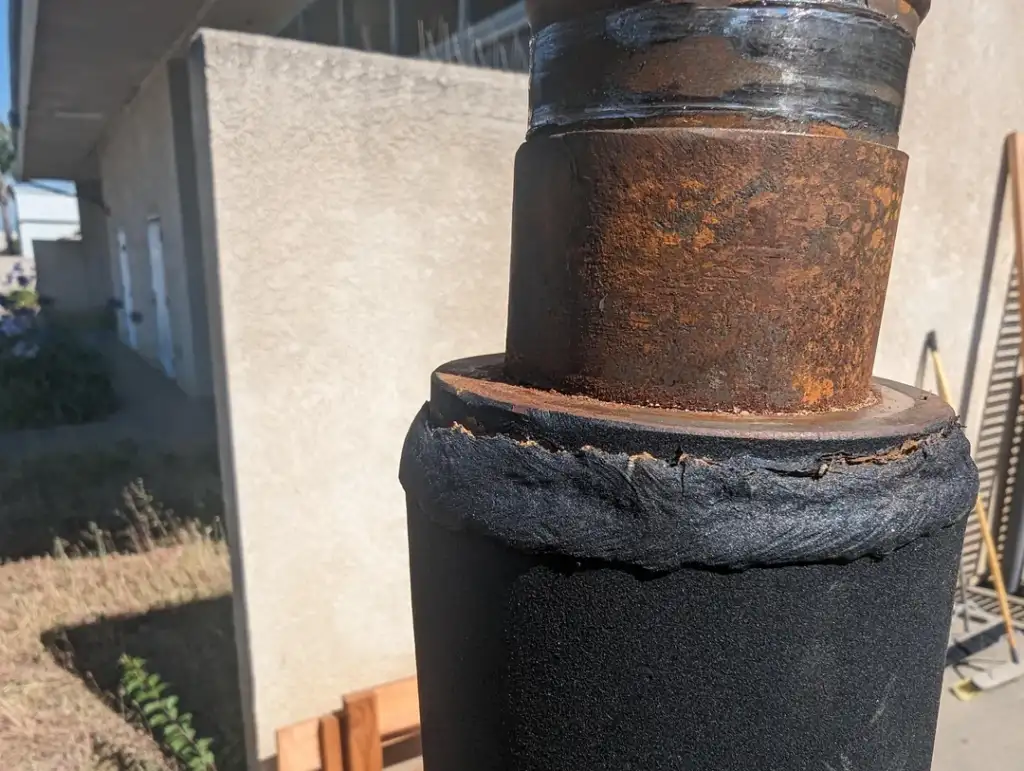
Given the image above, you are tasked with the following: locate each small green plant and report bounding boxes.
[5,287,38,310]
[119,655,217,771]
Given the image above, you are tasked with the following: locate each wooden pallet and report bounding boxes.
[276,676,421,771]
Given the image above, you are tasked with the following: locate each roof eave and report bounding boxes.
[11,0,39,181]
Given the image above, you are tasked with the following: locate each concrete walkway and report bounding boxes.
[934,662,1024,769]
[934,607,1024,770]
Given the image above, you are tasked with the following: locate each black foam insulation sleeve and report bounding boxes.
[402,392,976,771]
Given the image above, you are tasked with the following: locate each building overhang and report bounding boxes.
[10,0,313,181]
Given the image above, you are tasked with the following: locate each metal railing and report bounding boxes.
[419,1,529,72]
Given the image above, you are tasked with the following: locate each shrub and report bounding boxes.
[0,310,119,430]
[5,287,38,310]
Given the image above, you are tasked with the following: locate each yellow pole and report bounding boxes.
[928,339,1019,664]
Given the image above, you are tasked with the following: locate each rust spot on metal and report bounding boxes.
[793,373,837,406]
[692,225,717,250]
[506,129,908,414]
[809,123,852,140]
[617,35,781,99]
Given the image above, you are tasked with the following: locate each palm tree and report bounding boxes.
[0,124,18,255]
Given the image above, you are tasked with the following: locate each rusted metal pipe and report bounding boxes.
[506,0,928,413]
[402,2,976,770]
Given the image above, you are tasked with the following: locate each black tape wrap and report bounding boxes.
[401,404,978,572]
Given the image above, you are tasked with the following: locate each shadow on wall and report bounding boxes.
[43,595,245,771]
[968,269,1023,588]
[946,144,1024,593]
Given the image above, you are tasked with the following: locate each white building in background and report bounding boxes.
[12,183,80,260]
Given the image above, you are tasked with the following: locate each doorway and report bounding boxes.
[116,228,138,350]
[146,217,176,379]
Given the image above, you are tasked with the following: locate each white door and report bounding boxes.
[147,218,176,379]
[116,228,138,350]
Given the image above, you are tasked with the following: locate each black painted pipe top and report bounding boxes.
[527,0,929,36]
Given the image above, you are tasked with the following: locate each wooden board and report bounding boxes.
[277,717,323,771]
[343,690,384,771]
[276,675,421,771]
[373,676,420,738]
[320,712,345,771]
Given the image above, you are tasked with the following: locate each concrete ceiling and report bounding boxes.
[16,0,313,180]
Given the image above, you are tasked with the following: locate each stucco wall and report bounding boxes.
[188,30,526,770]
[874,0,1024,580]
[99,67,204,395]
[878,0,1021,433]
[34,238,103,313]
[76,181,115,316]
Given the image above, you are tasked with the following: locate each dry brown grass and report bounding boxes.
[1,541,234,770]
[0,442,222,561]
[0,444,239,771]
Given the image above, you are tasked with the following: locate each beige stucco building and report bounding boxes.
[10,0,526,396]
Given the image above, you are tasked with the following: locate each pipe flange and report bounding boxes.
[400,356,978,572]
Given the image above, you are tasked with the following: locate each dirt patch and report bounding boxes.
[0,543,236,770]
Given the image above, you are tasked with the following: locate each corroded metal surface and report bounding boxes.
[502,0,922,414]
[434,355,954,448]
[505,128,909,413]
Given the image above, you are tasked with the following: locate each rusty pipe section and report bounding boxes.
[505,0,920,413]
